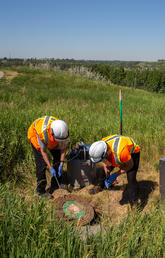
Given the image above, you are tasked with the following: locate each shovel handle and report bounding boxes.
[55,176,61,189]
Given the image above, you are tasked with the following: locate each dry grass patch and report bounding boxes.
[4,70,19,83]
[9,148,160,225]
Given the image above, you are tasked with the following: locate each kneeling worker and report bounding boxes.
[28,115,69,198]
[89,134,140,207]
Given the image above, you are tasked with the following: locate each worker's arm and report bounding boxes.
[102,162,109,176]
[102,161,114,177]
[37,135,53,170]
[60,144,66,165]
[104,158,134,189]
[57,144,67,177]
[116,158,134,176]
[40,147,52,170]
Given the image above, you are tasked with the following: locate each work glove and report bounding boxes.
[104,173,117,189]
[58,165,63,177]
[49,168,56,177]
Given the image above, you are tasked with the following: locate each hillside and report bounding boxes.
[0,66,163,217]
[0,66,165,256]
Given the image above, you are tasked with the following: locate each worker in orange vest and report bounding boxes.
[89,134,140,208]
[28,115,69,198]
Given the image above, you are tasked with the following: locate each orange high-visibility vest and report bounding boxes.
[28,116,59,151]
[102,135,140,167]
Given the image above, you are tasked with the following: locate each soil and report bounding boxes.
[51,165,159,225]
[1,70,19,83]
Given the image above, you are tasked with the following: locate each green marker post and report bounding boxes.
[119,89,122,135]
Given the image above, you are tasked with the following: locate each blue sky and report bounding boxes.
[0,0,165,61]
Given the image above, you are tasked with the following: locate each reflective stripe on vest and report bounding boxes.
[105,135,136,166]
[105,135,122,165]
[113,137,122,165]
[105,135,120,143]
[34,117,43,127]
[129,137,136,154]
[42,116,50,144]
[34,116,56,145]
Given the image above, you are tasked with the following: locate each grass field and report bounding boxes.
[0,66,165,257]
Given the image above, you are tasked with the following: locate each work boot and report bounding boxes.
[88,186,103,195]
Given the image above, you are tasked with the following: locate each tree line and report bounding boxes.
[88,64,165,93]
[1,58,165,93]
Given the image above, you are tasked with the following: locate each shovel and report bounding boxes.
[54,176,61,189]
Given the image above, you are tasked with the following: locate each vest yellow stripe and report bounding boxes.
[112,137,123,165]
[41,116,57,145]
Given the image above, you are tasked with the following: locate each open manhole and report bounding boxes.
[54,194,95,226]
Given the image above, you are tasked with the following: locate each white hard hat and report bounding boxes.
[89,141,107,163]
[51,120,69,142]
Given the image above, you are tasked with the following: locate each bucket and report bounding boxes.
[67,159,97,188]
[67,142,98,188]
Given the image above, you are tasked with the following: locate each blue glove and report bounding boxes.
[49,168,56,177]
[58,165,63,177]
[104,173,117,189]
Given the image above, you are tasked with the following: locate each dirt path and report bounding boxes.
[5,70,19,83]
[0,71,4,78]
[0,70,19,83]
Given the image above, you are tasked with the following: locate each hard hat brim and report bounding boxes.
[55,136,70,143]
[90,156,102,163]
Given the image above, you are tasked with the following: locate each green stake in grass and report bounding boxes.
[119,89,122,135]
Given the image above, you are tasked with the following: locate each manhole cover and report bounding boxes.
[54,194,95,226]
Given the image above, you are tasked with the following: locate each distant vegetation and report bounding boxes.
[1,57,165,92]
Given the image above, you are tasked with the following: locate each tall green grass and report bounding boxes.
[1,183,165,257]
[0,183,84,257]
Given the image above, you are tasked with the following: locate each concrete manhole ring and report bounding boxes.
[54,194,95,226]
